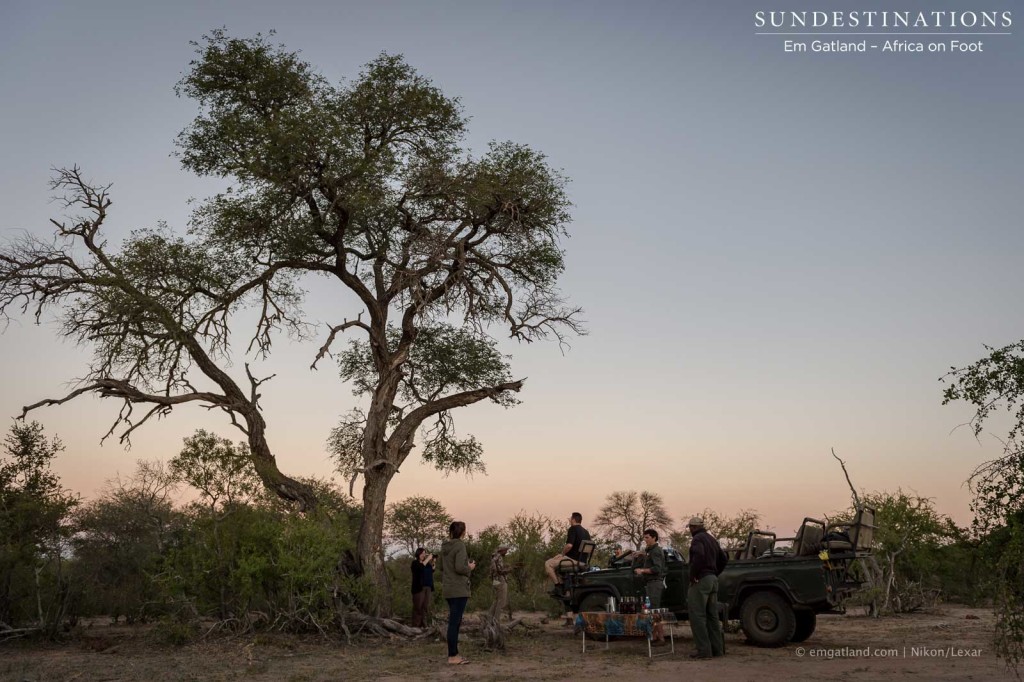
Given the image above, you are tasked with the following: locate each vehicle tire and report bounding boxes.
[740,591,796,647]
[577,592,612,613]
[791,611,816,643]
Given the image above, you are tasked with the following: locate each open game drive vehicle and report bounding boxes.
[554,506,876,647]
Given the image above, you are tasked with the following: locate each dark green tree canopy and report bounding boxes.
[177,32,577,353]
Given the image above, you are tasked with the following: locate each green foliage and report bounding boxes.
[170,430,261,509]
[64,448,361,635]
[668,508,761,554]
[177,31,579,493]
[0,421,78,634]
[993,516,1024,673]
[157,498,355,630]
[326,409,365,485]
[383,496,452,557]
[944,340,1024,674]
[969,447,1024,537]
[943,341,1024,440]
[339,325,517,407]
[852,491,960,613]
[967,446,1024,673]
[336,324,516,477]
[498,512,560,612]
[70,461,178,623]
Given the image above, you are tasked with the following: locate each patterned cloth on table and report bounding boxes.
[579,612,658,638]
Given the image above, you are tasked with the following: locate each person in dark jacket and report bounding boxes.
[441,521,476,665]
[687,516,725,658]
[635,528,668,644]
[422,551,436,622]
[634,529,667,608]
[410,547,431,627]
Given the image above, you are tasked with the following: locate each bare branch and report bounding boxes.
[310,313,368,370]
[831,447,861,508]
[244,363,276,406]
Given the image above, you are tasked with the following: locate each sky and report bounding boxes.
[1,1,1022,538]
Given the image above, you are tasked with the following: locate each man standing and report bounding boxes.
[686,516,726,659]
[489,546,511,620]
[544,512,591,593]
[635,528,668,645]
[634,529,667,608]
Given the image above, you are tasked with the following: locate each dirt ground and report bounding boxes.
[0,606,1014,682]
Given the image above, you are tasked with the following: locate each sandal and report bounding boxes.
[447,657,470,665]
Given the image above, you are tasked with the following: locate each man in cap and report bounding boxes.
[609,544,637,568]
[687,516,726,659]
[489,545,512,620]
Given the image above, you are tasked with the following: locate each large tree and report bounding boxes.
[0,31,581,612]
[594,490,674,550]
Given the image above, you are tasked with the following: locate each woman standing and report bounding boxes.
[441,521,475,665]
[411,547,429,627]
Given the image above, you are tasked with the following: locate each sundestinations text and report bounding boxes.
[755,10,1011,29]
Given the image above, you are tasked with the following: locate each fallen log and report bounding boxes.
[343,611,437,639]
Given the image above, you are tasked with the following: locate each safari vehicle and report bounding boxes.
[554,506,876,647]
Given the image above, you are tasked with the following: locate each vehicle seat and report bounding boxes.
[750,536,774,559]
[740,531,776,559]
[792,520,825,556]
[558,539,596,574]
[825,506,876,552]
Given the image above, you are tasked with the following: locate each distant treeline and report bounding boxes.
[0,421,1018,644]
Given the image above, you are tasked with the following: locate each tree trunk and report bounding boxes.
[246,416,317,511]
[357,467,395,616]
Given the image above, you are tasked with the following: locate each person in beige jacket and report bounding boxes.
[441,521,475,665]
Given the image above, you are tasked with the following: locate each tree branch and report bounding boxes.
[386,379,525,461]
[310,314,369,370]
[831,447,861,508]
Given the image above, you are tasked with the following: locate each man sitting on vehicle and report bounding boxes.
[545,512,591,594]
[608,544,636,568]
